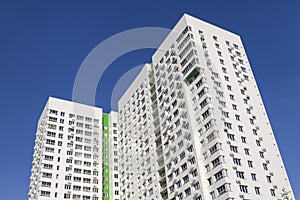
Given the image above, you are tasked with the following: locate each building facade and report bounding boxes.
[29,14,295,200]
[28,97,119,200]
[118,14,295,200]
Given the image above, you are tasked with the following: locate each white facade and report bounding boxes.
[29,14,295,200]
[28,97,119,200]
[118,14,295,200]
[108,112,121,200]
[118,64,162,199]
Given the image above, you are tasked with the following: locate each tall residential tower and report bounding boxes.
[29,14,295,200]
[28,97,120,200]
[118,14,294,200]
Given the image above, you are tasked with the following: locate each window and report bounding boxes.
[263,163,268,170]
[222,111,229,118]
[214,81,221,87]
[74,168,82,174]
[45,147,54,153]
[66,166,72,172]
[227,133,235,141]
[73,185,81,191]
[212,72,219,78]
[233,158,241,166]
[241,136,246,143]
[236,171,245,179]
[256,140,261,146]
[230,145,238,153]
[44,155,53,161]
[43,164,53,169]
[232,104,237,110]
[251,173,257,181]
[210,191,216,200]
[255,187,261,195]
[219,100,226,107]
[176,180,182,188]
[179,151,185,159]
[181,163,187,171]
[221,67,227,74]
[224,122,232,129]
[183,175,189,183]
[193,182,200,190]
[46,139,55,145]
[209,143,221,155]
[270,189,276,196]
[207,178,213,185]
[205,165,210,172]
[65,184,71,189]
[259,151,265,158]
[238,126,244,132]
[217,183,230,196]
[266,175,272,183]
[244,148,250,155]
[212,156,224,168]
[42,172,52,178]
[214,169,227,181]
[248,160,253,168]
[240,185,248,193]
[41,181,51,187]
[41,191,51,197]
[47,131,56,137]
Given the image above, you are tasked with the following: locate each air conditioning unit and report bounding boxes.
[236,180,241,184]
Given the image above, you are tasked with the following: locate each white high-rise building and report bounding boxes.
[29,14,295,200]
[28,97,120,200]
[118,14,295,200]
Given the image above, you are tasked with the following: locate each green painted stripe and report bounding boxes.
[102,113,110,200]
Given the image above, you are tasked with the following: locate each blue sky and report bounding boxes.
[0,1,299,199]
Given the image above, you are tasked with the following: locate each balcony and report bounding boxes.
[156,146,163,158]
[155,136,162,148]
[157,157,164,168]
[158,168,166,179]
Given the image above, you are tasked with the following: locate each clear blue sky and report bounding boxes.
[0,1,299,199]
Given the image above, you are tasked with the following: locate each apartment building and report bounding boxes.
[118,14,295,200]
[29,14,295,200]
[118,64,161,199]
[28,97,119,200]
